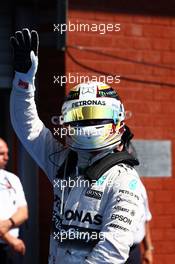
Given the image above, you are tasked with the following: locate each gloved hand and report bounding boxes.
[10,28,39,74]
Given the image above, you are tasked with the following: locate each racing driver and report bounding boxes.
[10,28,147,264]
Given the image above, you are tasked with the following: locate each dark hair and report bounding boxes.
[121,125,133,148]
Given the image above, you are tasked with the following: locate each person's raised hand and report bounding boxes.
[10,28,39,74]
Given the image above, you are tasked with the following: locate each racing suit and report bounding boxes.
[10,73,147,264]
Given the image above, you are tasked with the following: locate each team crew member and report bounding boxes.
[0,138,28,263]
[10,28,148,264]
[142,221,154,264]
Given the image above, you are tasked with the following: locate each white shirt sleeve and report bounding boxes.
[0,170,28,239]
[13,176,27,207]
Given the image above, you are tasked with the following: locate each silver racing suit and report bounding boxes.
[10,72,147,264]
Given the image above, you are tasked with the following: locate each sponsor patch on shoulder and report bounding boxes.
[85,189,103,200]
[129,179,138,190]
[96,175,107,186]
[18,79,29,89]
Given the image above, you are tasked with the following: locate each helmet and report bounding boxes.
[60,82,125,151]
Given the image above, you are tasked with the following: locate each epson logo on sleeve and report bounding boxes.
[111,214,132,225]
[85,189,103,200]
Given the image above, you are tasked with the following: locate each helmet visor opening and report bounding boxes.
[65,119,114,127]
[63,106,119,124]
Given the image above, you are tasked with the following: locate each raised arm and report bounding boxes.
[10,29,63,179]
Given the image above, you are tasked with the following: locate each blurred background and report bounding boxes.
[0,0,175,263]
